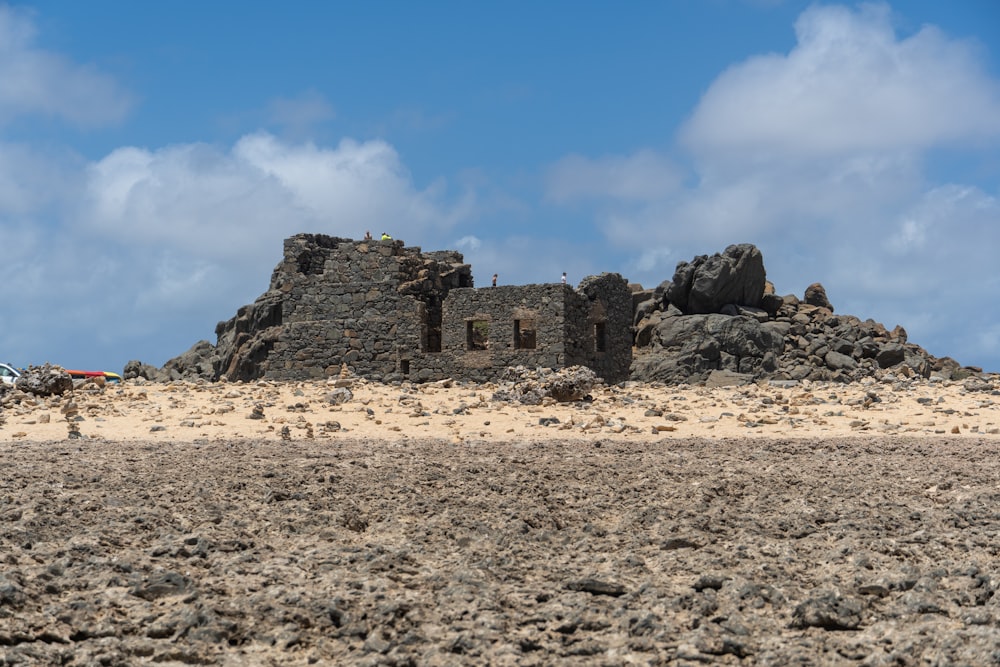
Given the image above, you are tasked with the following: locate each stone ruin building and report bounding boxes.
[204,234,633,384]
[131,238,989,388]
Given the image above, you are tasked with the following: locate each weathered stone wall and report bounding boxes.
[569,273,634,383]
[424,274,632,384]
[429,284,569,383]
[214,235,473,382]
[210,234,632,384]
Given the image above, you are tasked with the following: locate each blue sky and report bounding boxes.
[1,1,999,374]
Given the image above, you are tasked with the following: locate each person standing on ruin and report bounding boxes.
[561,272,567,285]
[381,232,392,241]
[492,274,497,287]
[364,230,372,240]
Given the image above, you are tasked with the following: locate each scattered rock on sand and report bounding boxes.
[14,363,73,396]
[493,365,598,404]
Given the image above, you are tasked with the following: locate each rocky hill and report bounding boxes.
[629,244,979,386]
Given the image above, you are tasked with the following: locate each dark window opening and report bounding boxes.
[400,359,410,375]
[467,319,489,351]
[295,248,329,275]
[594,321,607,352]
[514,319,536,349]
[420,298,443,353]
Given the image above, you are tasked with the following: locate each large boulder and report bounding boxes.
[876,343,906,369]
[161,340,218,380]
[15,364,73,396]
[804,283,834,312]
[544,366,599,402]
[630,313,783,384]
[123,359,162,381]
[666,244,766,315]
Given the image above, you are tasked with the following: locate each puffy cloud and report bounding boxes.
[79,132,476,265]
[586,4,1000,261]
[555,3,1000,371]
[870,185,999,293]
[601,2,1000,269]
[0,5,133,127]
[680,3,1000,161]
[0,132,480,367]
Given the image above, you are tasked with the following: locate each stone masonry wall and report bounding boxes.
[427,284,569,383]
[568,273,634,383]
[214,235,472,382]
[426,274,632,384]
[211,234,632,384]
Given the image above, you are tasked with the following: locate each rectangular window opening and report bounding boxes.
[514,319,537,350]
[467,319,489,351]
[594,321,607,352]
[400,359,410,375]
[420,300,442,353]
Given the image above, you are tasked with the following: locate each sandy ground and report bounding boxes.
[2,374,999,443]
[3,375,1000,665]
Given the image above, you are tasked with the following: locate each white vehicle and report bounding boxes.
[1,362,21,386]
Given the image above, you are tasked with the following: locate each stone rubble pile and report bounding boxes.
[491,365,599,404]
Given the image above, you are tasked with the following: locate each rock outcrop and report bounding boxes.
[632,313,783,385]
[124,341,218,383]
[666,243,766,314]
[631,245,977,385]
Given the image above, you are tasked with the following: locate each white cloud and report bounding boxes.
[0,131,481,368]
[884,217,926,255]
[455,235,481,251]
[680,3,1000,161]
[0,140,84,215]
[234,133,476,234]
[0,5,133,127]
[552,3,1000,371]
[614,3,1000,272]
[874,185,998,286]
[545,150,682,203]
[79,132,476,266]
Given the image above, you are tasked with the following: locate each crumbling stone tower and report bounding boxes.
[214,234,471,381]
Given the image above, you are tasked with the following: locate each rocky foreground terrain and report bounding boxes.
[3,366,1000,665]
[3,435,1000,665]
